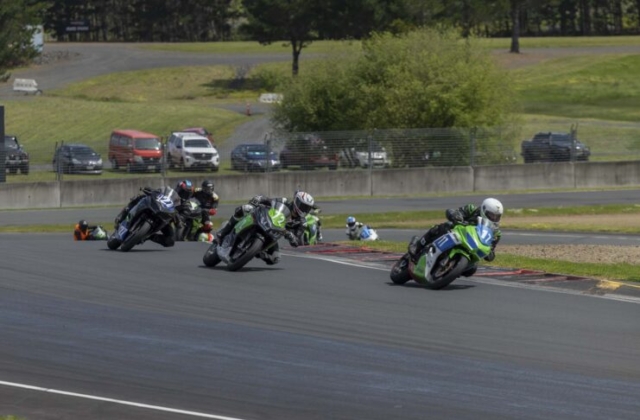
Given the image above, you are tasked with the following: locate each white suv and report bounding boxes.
[167,132,220,171]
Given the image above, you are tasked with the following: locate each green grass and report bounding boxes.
[347,240,640,283]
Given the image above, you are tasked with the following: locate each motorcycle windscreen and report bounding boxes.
[268,201,289,229]
[462,220,494,258]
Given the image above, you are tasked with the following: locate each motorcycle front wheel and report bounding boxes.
[390,253,411,285]
[203,243,221,267]
[226,237,264,272]
[120,220,152,252]
[427,254,470,290]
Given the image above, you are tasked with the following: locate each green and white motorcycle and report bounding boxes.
[288,209,321,245]
[390,217,495,290]
[202,200,290,271]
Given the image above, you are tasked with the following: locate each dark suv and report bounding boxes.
[4,135,29,175]
[279,134,339,170]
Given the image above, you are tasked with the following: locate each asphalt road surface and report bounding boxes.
[1,235,639,420]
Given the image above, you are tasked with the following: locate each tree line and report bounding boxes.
[30,0,640,42]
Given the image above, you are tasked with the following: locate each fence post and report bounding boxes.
[0,106,5,183]
[470,128,477,167]
[265,133,272,196]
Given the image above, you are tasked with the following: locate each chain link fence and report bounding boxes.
[4,121,640,183]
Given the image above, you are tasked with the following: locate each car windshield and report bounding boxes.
[550,134,572,143]
[135,138,161,150]
[184,139,211,148]
[4,137,18,149]
[246,146,267,156]
[70,147,97,156]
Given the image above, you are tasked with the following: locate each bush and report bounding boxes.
[272,28,519,132]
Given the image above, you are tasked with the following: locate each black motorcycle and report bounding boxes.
[107,186,180,252]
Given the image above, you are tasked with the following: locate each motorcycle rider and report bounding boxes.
[215,192,317,264]
[113,186,177,247]
[345,216,365,240]
[74,219,104,240]
[193,179,219,222]
[408,198,503,276]
[174,180,198,241]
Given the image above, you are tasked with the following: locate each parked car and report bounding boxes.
[108,129,163,172]
[521,132,591,163]
[53,144,103,174]
[3,135,29,175]
[230,143,281,172]
[166,132,220,171]
[339,139,390,168]
[182,127,214,144]
[279,134,339,171]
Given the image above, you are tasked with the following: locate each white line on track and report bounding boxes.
[0,380,247,420]
[284,252,640,304]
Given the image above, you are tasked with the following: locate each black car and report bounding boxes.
[4,135,29,175]
[230,143,281,172]
[53,144,103,174]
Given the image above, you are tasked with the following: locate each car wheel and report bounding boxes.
[167,155,174,169]
[126,162,133,173]
[179,158,186,171]
[111,158,119,170]
[21,164,29,175]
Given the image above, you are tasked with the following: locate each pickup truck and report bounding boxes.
[3,135,30,175]
[521,132,590,163]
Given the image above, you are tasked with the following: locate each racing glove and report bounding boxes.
[249,195,266,207]
[446,208,464,224]
[484,250,496,262]
[285,231,299,247]
[208,208,217,216]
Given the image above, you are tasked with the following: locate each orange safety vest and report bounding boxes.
[74,224,90,241]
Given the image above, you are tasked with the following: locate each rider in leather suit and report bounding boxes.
[215,193,315,265]
[114,187,177,247]
[408,198,503,277]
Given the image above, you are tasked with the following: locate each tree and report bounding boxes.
[0,0,44,79]
[242,0,321,76]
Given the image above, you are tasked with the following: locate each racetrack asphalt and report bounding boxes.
[1,235,640,420]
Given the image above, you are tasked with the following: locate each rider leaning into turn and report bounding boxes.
[114,186,177,247]
[345,216,365,240]
[408,197,503,276]
[215,191,318,265]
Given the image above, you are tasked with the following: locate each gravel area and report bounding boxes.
[501,214,640,264]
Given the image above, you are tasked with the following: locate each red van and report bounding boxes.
[108,129,163,172]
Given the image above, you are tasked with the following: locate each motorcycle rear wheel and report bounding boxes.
[427,255,469,290]
[120,220,152,252]
[203,243,221,267]
[390,254,411,285]
[226,237,264,272]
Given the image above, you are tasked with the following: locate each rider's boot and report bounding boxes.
[215,218,236,243]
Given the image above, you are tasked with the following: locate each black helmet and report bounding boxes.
[202,180,214,195]
[176,180,193,201]
[79,220,89,231]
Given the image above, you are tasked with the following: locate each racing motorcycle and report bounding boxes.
[352,225,379,241]
[107,186,180,252]
[203,199,290,271]
[288,209,321,245]
[175,197,207,241]
[389,217,494,290]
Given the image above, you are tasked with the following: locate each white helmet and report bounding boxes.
[481,198,503,225]
[293,191,314,217]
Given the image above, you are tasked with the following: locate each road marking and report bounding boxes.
[285,252,640,304]
[0,380,247,420]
